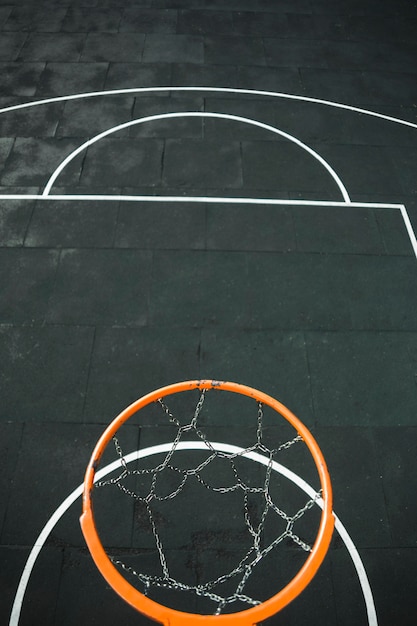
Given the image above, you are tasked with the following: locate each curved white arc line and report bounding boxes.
[42,111,350,202]
[9,441,377,626]
[0,86,416,131]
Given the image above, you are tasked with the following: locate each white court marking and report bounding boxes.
[9,442,378,626]
[41,111,350,201]
[3,87,415,624]
[0,86,416,257]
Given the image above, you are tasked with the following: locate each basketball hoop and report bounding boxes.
[80,380,334,625]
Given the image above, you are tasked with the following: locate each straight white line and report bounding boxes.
[0,86,416,132]
[0,193,405,209]
[9,442,377,626]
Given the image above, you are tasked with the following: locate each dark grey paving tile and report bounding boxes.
[359,547,417,626]
[0,137,82,187]
[204,35,266,66]
[0,6,12,29]
[171,62,239,88]
[17,33,85,62]
[142,34,204,63]
[316,144,401,197]
[56,95,134,137]
[0,197,34,247]
[231,11,287,37]
[245,252,353,330]
[306,331,417,426]
[241,141,342,198]
[373,427,417,546]
[0,136,14,166]
[299,69,382,106]
[129,95,203,138]
[115,201,206,249]
[203,96,278,134]
[120,8,177,33]
[1,423,105,545]
[0,423,23,535]
[162,138,242,189]
[25,200,118,248]
[361,70,417,107]
[62,7,122,32]
[316,427,391,548]
[373,203,415,256]
[0,325,94,421]
[236,65,304,92]
[348,255,417,331]
[200,329,313,425]
[177,9,233,35]
[34,61,108,97]
[81,33,145,62]
[0,33,27,61]
[206,203,296,252]
[53,549,140,626]
[388,145,417,196]
[0,546,62,626]
[84,326,201,420]
[0,99,64,137]
[292,205,384,254]
[264,38,328,69]
[0,248,59,323]
[330,548,377,626]
[150,250,248,327]
[0,62,45,97]
[4,5,67,32]
[105,62,171,90]
[47,249,152,326]
[79,138,164,188]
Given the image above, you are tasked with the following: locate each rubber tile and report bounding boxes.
[0,196,35,246]
[25,200,118,248]
[162,138,242,189]
[177,9,233,35]
[81,33,145,62]
[83,327,201,421]
[0,62,45,97]
[4,5,67,32]
[79,137,164,188]
[119,8,177,33]
[1,546,62,626]
[56,95,134,137]
[17,33,85,62]
[46,248,152,326]
[0,248,59,323]
[142,34,204,63]
[0,100,64,137]
[306,331,417,426]
[115,202,206,250]
[104,62,171,89]
[205,35,266,66]
[61,7,123,32]
[373,426,417,546]
[0,137,83,186]
[0,325,95,421]
[34,61,108,97]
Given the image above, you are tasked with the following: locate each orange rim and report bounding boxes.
[80,380,334,626]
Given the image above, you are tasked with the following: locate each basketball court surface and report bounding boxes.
[1,1,417,624]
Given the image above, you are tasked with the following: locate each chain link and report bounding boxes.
[95,389,319,614]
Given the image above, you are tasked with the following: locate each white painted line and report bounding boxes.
[41,111,350,202]
[9,442,377,626]
[0,193,404,209]
[1,193,415,258]
[0,86,416,132]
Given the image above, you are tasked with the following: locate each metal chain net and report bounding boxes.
[94,389,321,615]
